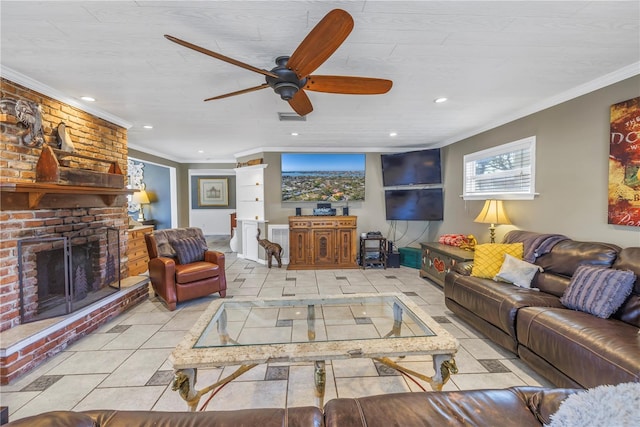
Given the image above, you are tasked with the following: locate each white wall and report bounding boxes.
[256,76,640,249]
[188,168,235,235]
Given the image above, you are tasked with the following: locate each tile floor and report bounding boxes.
[0,237,552,421]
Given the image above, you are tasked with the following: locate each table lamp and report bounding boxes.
[132,190,150,222]
[474,199,512,243]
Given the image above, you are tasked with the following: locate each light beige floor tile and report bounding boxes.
[101,324,163,350]
[207,380,288,411]
[122,311,177,325]
[332,359,378,378]
[459,338,511,360]
[0,391,41,417]
[450,346,489,374]
[9,374,106,420]
[220,364,267,382]
[48,350,135,375]
[141,330,188,349]
[160,311,203,331]
[500,359,553,387]
[73,385,166,411]
[335,375,409,398]
[99,348,171,387]
[65,331,119,351]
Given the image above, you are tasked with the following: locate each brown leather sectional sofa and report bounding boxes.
[444,230,640,389]
[6,386,578,426]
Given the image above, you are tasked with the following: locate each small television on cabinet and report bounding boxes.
[381,148,441,186]
[281,153,365,202]
[384,188,444,221]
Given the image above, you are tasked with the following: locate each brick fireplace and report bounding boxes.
[0,78,149,384]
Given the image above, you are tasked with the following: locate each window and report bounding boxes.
[463,136,536,200]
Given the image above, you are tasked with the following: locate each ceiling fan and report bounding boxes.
[165,9,392,116]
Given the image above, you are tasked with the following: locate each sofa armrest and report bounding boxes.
[453,261,473,276]
[523,387,581,425]
[205,250,226,269]
[147,257,178,310]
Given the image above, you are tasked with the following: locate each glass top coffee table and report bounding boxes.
[170,292,459,411]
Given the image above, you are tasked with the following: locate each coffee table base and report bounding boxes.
[173,354,457,411]
[172,364,258,412]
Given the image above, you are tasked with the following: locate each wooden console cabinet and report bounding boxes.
[420,242,475,287]
[288,216,358,270]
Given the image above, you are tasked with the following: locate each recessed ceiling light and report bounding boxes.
[291,132,299,136]
[197,150,204,154]
[80,96,95,102]
[143,125,153,129]
[434,97,448,103]
[389,132,397,137]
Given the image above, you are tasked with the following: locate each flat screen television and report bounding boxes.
[381,149,442,186]
[281,153,366,202]
[384,188,444,221]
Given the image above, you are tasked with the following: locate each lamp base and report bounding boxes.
[489,224,496,244]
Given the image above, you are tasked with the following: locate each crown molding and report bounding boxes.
[443,62,640,146]
[1,66,132,129]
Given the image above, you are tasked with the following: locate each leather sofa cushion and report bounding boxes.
[7,407,325,427]
[324,387,573,427]
[175,261,220,284]
[535,240,619,277]
[517,306,640,388]
[445,273,562,339]
[612,247,640,328]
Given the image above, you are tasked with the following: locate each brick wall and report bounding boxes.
[0,78,132,332]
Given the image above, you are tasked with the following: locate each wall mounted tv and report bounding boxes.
[384,188,444,221]
[381,148,442,186]
[281,153,366,202]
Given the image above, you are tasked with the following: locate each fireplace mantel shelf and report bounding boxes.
[0,182,135,210]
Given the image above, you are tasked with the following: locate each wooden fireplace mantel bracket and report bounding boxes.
[0,182,135,210]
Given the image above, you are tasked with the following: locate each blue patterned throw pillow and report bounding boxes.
[560,265,636,318]
[171,237,206,264]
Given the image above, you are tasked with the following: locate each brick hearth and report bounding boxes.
[0,78,146,384]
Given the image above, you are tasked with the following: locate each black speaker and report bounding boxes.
[295,207,302,216]
[387,241,394,253]
[342,207,349,216]
[387,253,400,268]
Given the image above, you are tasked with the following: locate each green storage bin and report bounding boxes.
[399,247,421,269]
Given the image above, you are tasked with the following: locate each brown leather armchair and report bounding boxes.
[144,227,227,311]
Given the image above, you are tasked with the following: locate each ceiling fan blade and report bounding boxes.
[165,34,278,79]
[287,9,354,79]
[288,90,313,116]
[204,84,270,101]
[304,75,393,94]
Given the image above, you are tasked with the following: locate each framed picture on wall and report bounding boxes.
[198,178,229,207]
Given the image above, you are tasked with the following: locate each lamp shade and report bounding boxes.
[132,190,150,205]
[474,200,511,225]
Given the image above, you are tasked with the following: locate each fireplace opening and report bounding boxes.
[18,227,121,323]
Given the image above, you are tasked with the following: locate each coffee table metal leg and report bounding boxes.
[374,355,457,391]
[173,364,258,411]
[314,360,326,407]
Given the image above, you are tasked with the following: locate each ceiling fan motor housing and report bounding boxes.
[266,56,307,100]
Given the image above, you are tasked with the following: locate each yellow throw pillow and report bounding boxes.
[471,243,524,279]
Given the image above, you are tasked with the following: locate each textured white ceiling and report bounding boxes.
[1,1,638,163]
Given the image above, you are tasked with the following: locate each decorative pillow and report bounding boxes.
[547,382,640,427]
[171,237,207,265]
[471,243,524,279]
[494,254,543,289]
[560,265,636,318]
